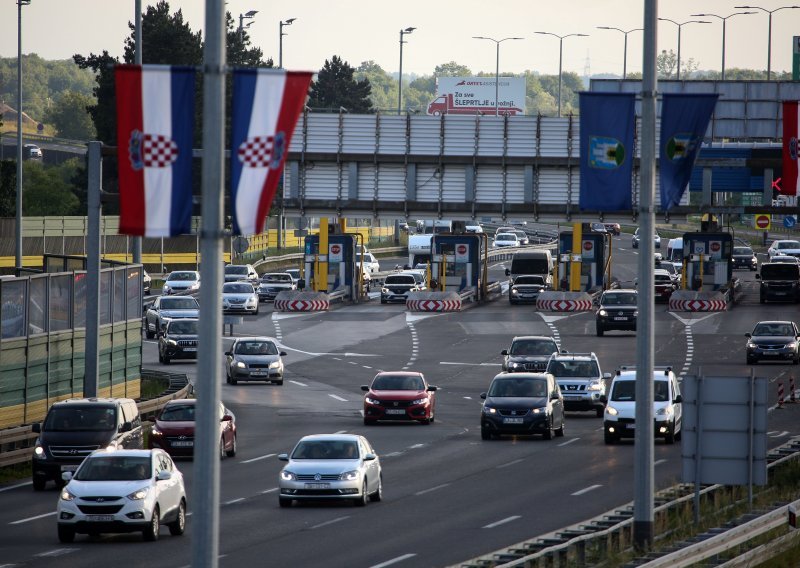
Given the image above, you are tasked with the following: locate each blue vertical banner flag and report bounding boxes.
[579,93,636,211]
[659,93,718,210]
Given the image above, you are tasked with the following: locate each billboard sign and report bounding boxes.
[427,76,527,116]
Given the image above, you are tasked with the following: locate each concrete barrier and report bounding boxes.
[274,291,330,312]
[406,291,462,312]
[536,291,593,312]
[668,290,728,312]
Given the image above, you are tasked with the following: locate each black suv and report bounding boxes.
[158,318,199,364]
[480,372,565,440]
[596,289,638,336]
[31,398,143,490]
[732,246,758,271]
[756,263,800,303]
[501,335,560,373]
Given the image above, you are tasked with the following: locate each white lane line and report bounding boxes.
[261,488,279,494]
[415,483,451,496]
[329,394,348,402]
[463,396,472,400]
[409,443,425,449]
[440,361,501,367]
[557,438,580,447]
[289,380,308,387]
[497,458,524,469]
[654,459,667,466]
[333,357,342,360]
[384,452,403,457]
[349,361,359,365]
[241,453,276,464]
[0,481,31,493]
[10,511,57,525]
[224,497,245,505]
[35,549,76,558]
[483,515,521,529]
[571,484,602,496]
[369,554,418,568]
[363,366,373,370]
[311,515,350,530]
[334,430,348,434]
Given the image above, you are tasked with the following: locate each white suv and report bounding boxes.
[546,352,611,417]
[601,367,683,445]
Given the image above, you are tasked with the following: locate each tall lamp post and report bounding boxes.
[238,10,257,41]
[398,27,416,115]
[472,36,523,116]
[657,18,710,80]
[735,5,800,80]
[279,18,296,68]
[534,31,588,117]
[691,11,756,80]
[16,0,31,272]
[597,26,643,79]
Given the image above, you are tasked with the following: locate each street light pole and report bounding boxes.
[398,27,415,115]
[279,18,296,69]
[472,36,523,116]
[132,0,142,265]
[534,31,588,117]
[691,11,756,80]
[597,27,643,79]
[16,0,31,273]
[736,5,800,80]
[657,19,710,80]
[238,10,257,42]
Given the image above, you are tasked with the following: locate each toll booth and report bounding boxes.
[430,234,487,300]
[681,232,733,292]
[557,226,610,292]
[303,234,359,300]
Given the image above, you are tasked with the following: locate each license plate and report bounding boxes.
[172,441,193,447]
[305,483,330,489]
[86,515,115,522]
[564,395,581,399]
[613,317,628,321]
[183,347,197,352]
[60,465,79,472]
[385,409,406,415]
[250,371,268,376]
[763,352,779,356]
[503,417,524,424]
[626,423,636,429]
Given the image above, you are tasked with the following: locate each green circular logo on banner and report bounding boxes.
[665,133,700,161]
[588,136,625,169]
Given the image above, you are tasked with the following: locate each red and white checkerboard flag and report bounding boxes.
[230,69,312,235]
[115,65,195,236]
[783,101,799,196]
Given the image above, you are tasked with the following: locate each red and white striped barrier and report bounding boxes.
[778,381,785,408]
[536,292,593,312]
[274,291,330,312]
[668,291,728,312]
[406,292,462,312]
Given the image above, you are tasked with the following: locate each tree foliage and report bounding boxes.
[308,56,373,113]
[44,91,96,140]
[22,159,82,215]
[434,62,472,77]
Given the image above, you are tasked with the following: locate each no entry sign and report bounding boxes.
[754,214,771,230]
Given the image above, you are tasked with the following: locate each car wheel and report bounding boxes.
[168,499,186,536]
[429,414,435,424]
[509,299,517,305]
[226,372,231,384]
[226,434,237,457]
[380,298,387,304]
[596,326,604,337]
[542,420,554,440]
[57,524,75,543]
[665,428,676,445]
[145,328,155,339]
[604,432,617,445]
[230,377,238,385]
[363,418,376,426]
[481,427,491,440]
[747,356,757,365]
[219,437,227,460]
[33,477,46,491]
[596,406,604,418]
[354,481,368,507]
[158,350,164,364]
[273,380,284,386]
[370,475,383,502]
[279,497,293,508]
[675,427,682,442]
[794,354,800,366]
[760,295,766,304]
[555,417,565,437]
[143,506,160,541]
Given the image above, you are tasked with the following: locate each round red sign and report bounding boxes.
[457,244,467,254]
[583,241,593,251]
[330,244,341,254]
[710,242,720,252]
[755,215,770,229]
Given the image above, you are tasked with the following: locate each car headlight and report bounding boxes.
[508,362,522,369]
[747,342,757,349]
[247,297,257,304]
[163,284,171,292]
[34,443,45,459]
[166,339,177,346]
[365,397,381,405]
[381,288,389,294]
[633,310,638,316]
[151,425,162,437]
[127,487,150,501]
[656,406,674,416]
[598,309,608,316]
[190,283,200,290]
[483,405,496,414]
[269,361,281,369]
[532,407,548,414]
[60,488,76,501]
[235,361,247,368]
[411,397,428,406]
[606,405,619,416]
[339,470,360,481]
[587,380,604,391]
[511,289,519,295]
[280,470,296,481]
[787,343,797,349]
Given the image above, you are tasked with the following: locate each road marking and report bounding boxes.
[557,438,580,447]
[333,357,342,361]
[289,380,307,387]
[440,361,501,367]
[463,396,472,400]
[9,511,56,525]
[0,481,31,493]
[483,515,521,529]
[329,394,348,402]
[384,451,403,457]
[311,515,351,529]
[497,458,524,469]
[415,483,450,496]
[261,488,279,494]
[654,459,667,466]
[363,366,372,370]
[369,554,418,568]
[349,361,359,365]
[769,431,790,437]
[334,430,348,434]
[35,549,76,558]
[224,497,245,505]
[241,453,276,464]
[571,484,602,496]
[409,443,425,449]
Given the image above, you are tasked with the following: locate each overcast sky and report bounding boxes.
[2,1,799,77]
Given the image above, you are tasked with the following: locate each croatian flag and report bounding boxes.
[231,69,312,236]
[783,101,799,197]
[115,65,196,237]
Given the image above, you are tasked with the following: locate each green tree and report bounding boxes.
[434,62,472,77]
[308,56,373,113]
[44,91,96,140]
[657,49,677,79]
[0,160,16,217]
[355,60,397,112]
[22,160,81,215]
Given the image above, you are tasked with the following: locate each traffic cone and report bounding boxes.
[778,381,785,408]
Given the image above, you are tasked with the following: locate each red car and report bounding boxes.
[361,371,438,425]
[148,399,237,459]
[654,270,676,302]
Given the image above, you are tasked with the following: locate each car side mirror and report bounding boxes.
[744,333,751,338]
[364,453,377,461]
[221,415,233,422]
[480,392,487,399]
[602,373,612,379]
[280,351,287,357]
[673,395,683,404]
[278,454,289,462]
[550,392,560,400]
[224,351,232,356]
[428,386,438,391]
[505,268,510,276]
[755,274,761,279]
[62,472,73,482]
[31,423,40,433]
[361,385,369,391]
[119,421,132,433]
[500,349,509,356]
[600,395,608,404]
[157,470,172,481]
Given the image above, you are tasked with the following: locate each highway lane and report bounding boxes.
[2,234,800,567]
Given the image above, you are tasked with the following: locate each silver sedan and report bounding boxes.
[225,337,286,385]
[278,434,382,507]
[221,282,259,314]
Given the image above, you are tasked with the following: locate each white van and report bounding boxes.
[601,367,683,445]
[666,238,684,271]
[505,250,554,287]
[356,251,380,274]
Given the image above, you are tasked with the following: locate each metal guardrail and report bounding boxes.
[0,371,191,469]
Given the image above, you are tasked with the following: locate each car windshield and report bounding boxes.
[772,257,797,263]
[168,320,198,334]
[761,264,800,278]
[224,283,253,293]
[291,440,359,460]
[44,407,117,432]
[777,241,800,249]
[610,380,670,402]
[509,339,557,356]
[753,322,795,336]
[655,263,676,274]
[235,341,278,355]
[167,272,197,282]
[75,456,151,481]
[515,276,545,285]
[496,234,515,241]
[488,378,547,397]
[655,274,672,284]
[160,297,198,310]
[226,266,248,275]
[372,375,424,390]
[159,404,195,422]
[262,274,291,283]
[602,293,637,306]
[548,360,600,377]
[733,247,753,255]
[285,270,300,277]
[385,275,415,285]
